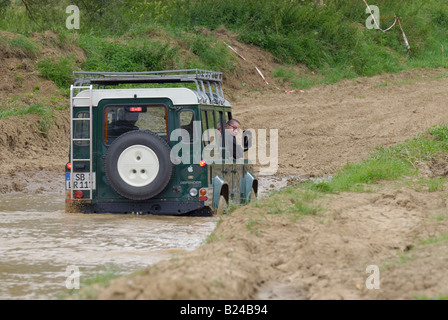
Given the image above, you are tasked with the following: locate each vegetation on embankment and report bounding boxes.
[307,125,448,193]
[239,124,448,223]
[0,1,447,126]
[1,0,447,90]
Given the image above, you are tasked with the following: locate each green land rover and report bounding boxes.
[65,69,258,215]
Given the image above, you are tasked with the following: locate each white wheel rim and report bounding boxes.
[117,145,159,187]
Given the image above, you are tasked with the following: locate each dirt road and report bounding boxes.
[233,67,448,177]
[1,31,448,299]
[91,68,448,300]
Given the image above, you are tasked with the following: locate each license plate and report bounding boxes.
[66,172,96,190]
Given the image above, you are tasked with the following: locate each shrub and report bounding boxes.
[37,56,75,88]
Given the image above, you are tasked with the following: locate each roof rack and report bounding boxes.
[72,69,226,105]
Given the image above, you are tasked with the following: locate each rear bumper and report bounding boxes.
[65,200,211,216]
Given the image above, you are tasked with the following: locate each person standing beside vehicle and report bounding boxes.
[225,119,249,160]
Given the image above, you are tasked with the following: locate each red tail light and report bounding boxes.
[65,191,72,203]
[66,163,72,170]
[75,190,84,199]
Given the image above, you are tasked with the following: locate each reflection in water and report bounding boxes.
[0,193,217,300]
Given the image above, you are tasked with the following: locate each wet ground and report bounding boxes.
[0,175,303,300]
[0,193,217,300]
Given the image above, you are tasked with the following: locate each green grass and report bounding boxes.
[305,125,448,193]
[273,67,322,90]
[251,186,324,221]
[0,103,55,135]
[37,56,76,88]
[418,234,448,246]
[0,103,50,119]
[219,124,448,225]
[414,295,448,300]
[241,124,448,224]
[247,218,264,236]
[381,251,419,270]
[57,264,125,300]
[0,0,447,87]
[0,35,40,58]
[77,31,237,76]
[79,36,176,72]
[405,177,448,193]
[178,31,237,72]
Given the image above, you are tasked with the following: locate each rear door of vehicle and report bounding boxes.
[95,97,174,201]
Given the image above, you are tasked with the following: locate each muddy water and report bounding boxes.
[0,175,304,300]
[0,193,217,300]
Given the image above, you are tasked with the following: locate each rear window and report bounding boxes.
[104,105,167,145]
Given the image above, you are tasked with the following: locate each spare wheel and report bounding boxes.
[105,130,173,200]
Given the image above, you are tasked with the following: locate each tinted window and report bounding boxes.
[179,110,195,143]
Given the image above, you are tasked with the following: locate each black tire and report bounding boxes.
[214,194,228,216]
[104,130,173,200]
[250,187,257,201]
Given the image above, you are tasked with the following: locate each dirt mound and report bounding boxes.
[0,30,85,102]
[0,111,70,193]
[0,30,75,193]
[95,182,448,300]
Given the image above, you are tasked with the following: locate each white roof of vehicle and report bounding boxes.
[73,88,231,107]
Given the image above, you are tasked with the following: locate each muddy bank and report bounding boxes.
[0,111,70,194]
[94,180,448,300]
[89,68,448,300]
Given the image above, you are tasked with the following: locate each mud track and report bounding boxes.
[93,68,448,300]
[1,61,448,299]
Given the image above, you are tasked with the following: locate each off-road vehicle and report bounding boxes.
[65,69,258,215]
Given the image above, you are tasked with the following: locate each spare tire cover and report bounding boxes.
[104,130,173,200]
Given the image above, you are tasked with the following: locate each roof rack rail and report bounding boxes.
[73,69,222,85]
[72,69,226,106]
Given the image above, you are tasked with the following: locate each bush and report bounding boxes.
[37,56,75,88]
[0,35,40,59]
[1,0,447,85]
[79,36,177,72]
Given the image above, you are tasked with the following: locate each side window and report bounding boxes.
[201,109,208,146]
[201,109,215,146]
[74,111,90,146]
[218,111,226,147]
[179,110,195,143]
